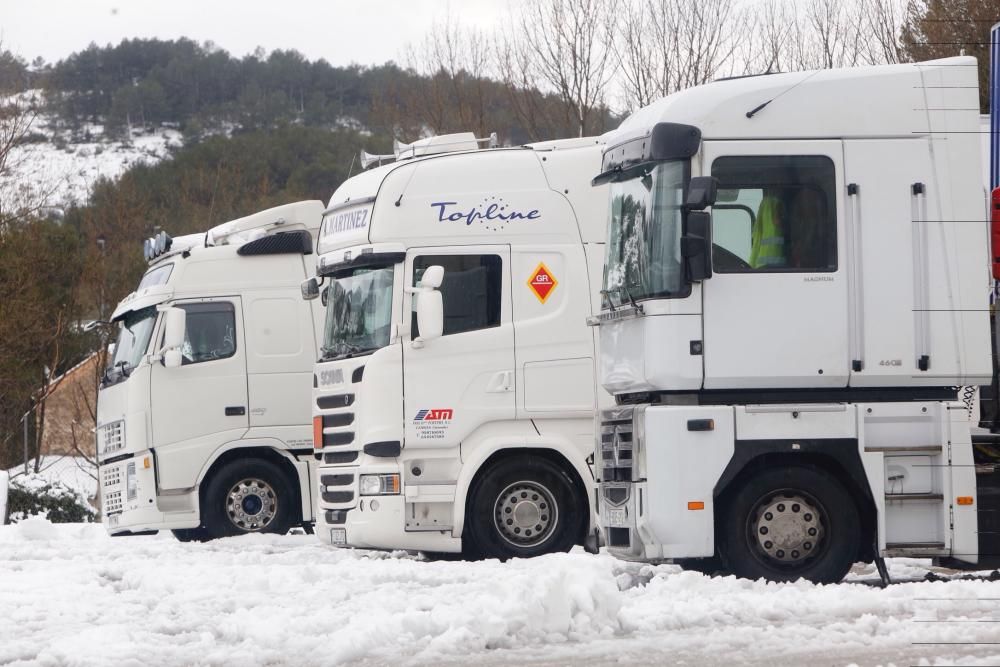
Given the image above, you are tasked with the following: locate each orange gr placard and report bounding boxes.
[527,262,558,303]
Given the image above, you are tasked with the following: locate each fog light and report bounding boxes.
[359,473,400,496]
[126,462,137,500]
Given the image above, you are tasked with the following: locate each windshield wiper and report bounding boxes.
[604,284,644,312]
[321,342,366,361]
[620,283,642,310]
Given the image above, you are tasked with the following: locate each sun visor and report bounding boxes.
[110,285,173,322]
[593,123,701,185]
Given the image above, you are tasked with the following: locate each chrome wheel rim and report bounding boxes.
[748,489,826,567]
[494,480,558,548]
[226,478,278,531]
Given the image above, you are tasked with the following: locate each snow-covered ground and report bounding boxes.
[2,522,1000,667]
[0,91,182,208]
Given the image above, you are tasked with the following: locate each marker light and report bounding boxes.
[957,496,974,506]
[313,416,324,449]
[687,501,705,510]
[126,462,137,501]
[359,474,400,496]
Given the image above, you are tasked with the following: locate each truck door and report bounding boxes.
[402,246,515,449]
[701,141,849,389]
[150,298,249,448]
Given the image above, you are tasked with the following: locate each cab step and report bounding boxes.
[884,493,944,501]
[865,445,942,453]
[885,541,946,554]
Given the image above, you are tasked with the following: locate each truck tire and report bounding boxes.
[171,527,208,542]
[464,456,585,560]
[720,465,859,584]
[201,459,298,539]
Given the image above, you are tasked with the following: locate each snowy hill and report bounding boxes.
[1,91,182,209]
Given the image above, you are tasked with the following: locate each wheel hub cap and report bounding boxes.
[494,481,558,548]
[752,493,824,564]
[226,478,277,532]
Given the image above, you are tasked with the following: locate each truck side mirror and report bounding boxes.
[414,265,445,346]
[685,176,718,210]
[682,211,713,282]
[161,307,186,368]
[300,277,320,301]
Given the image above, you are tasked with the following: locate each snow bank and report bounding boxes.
[1,524,1000,666]
[7,456,97,503]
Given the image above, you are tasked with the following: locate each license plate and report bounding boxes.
[330,527,347,546]
[108,514,119,528]
[605,507,628,527]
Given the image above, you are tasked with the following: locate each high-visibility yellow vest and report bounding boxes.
[749,195,786,269]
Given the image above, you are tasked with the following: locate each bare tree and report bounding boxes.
[0,90,47,232]
[857,0,908,64]
[616,0,756,113]
[403,12,493,137]
[498,0,618,137]
[615,0,664,110]
[494,30,567,141]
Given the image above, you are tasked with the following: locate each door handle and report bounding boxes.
[225,406,246,416]
[486,371,513,393]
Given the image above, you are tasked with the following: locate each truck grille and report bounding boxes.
[98,420,125,457]
[101,462,126,515]
[599,407,635,482]
[104,490,123,515]
[318,472,356,508]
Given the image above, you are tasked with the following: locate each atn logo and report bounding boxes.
[414,408,454,422]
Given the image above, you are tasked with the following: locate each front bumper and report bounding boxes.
[314,464,461,553]
[99,452,197,535]
[599,480,652,560]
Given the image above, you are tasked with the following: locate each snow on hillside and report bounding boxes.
[1,91,182,209]
[2,523,1000,667]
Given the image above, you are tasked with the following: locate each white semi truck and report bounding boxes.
[302,134,611,558]
[590,56,1000,584]
[96,201,325,539]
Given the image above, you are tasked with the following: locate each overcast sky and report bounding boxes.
[1,0,513,66]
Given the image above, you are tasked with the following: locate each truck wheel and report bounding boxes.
[720,465,859,584]
[201,459,297,539]
[464,456,584,560]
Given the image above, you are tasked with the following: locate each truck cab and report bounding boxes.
[306,134,612,558]
[97,201,325,539]
[591,57,998,583]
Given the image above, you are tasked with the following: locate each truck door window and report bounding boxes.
[710,155,837,272]
[412,255,502,337]
[176,302,237,365]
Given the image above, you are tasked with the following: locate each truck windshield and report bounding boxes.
[104,306,157,386]
[322,265,394,361]
[603,160,688,308]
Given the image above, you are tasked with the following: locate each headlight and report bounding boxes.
[126,462,137,500]
[359,473,400,496]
